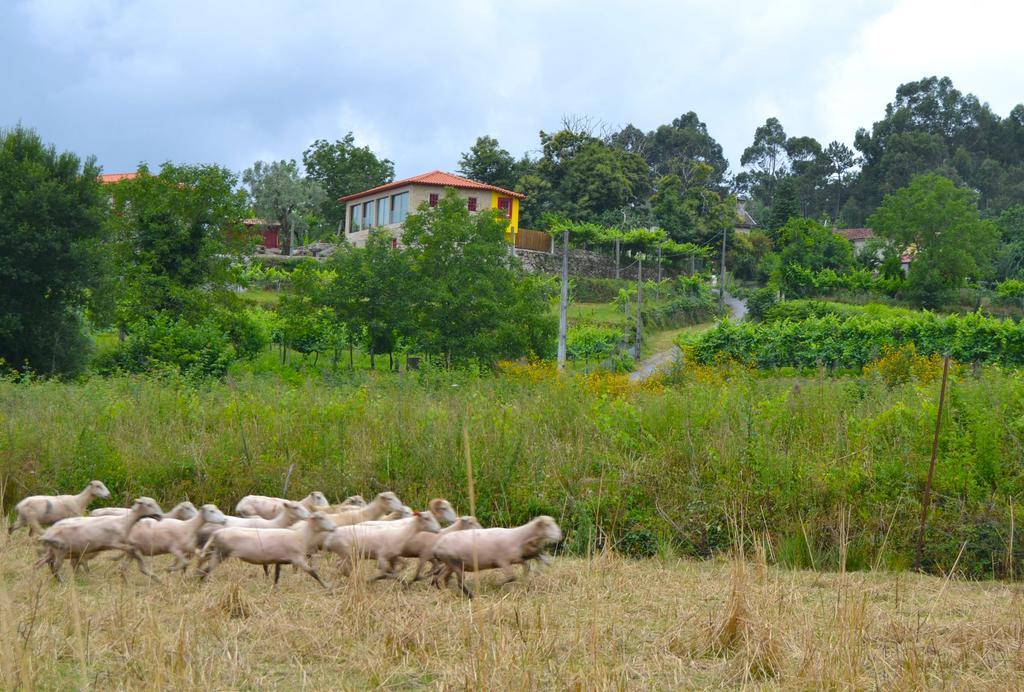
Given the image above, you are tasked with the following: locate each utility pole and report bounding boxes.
[635,253,644,358]
[719,227,727,311]
[557,230,569,371]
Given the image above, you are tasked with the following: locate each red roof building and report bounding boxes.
[98,172,140,184]
[340,170,525,248]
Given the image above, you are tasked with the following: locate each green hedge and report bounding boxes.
[685,310,1024,369]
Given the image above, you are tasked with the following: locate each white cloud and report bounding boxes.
[816,0,1024,146]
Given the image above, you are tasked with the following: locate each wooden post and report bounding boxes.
[914,354,951,571]
[557,230,569,371]
[615,237,621,280]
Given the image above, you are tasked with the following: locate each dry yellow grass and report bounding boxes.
[3,531,1024,690]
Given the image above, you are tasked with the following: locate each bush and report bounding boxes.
[746,287,777,321]
[571,277,633,303]
[566,325,622,364]
[684,309,1024,370]
[95,315,236,379]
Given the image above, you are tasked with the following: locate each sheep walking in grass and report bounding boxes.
[197,511,336,588]
[234,491,329,520]
[9,481,111,536]
[324,492,403,527]
[121,504,228,574]
[35,497,164,581]
[322,511,442,580]
[404,515,483,584]
[432,516,563,597]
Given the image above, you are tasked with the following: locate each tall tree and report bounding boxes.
[740,117,788,207]
[243,160,325,255]
[0,126,106,375]
[303,134,394,231]
[651,163,737,245]
[644,111,728,187]
[869,173,998,307]
[106,162,248,325]
[823,141,858,220]
[457,136,519,190]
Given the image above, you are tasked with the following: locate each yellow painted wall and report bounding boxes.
[491,192,520,242]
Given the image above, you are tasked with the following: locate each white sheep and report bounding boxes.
[197,511,336,588]
[362,498,457,528]
[9,480,111,536]
[324,491,403,527]
[404,515,483,584]
[121,504,228,574]
[193,500,312,561]
[35,497,164,580]
[90,501,197,520]
[321,511,441,579]
[329,495,367,512]
[234,491,329,519]
[432,516,563,597]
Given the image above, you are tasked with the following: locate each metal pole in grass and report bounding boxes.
[463,423,479,590]
[914,353,951,571]
[557,230,569,372]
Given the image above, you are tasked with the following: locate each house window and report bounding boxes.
[497,197,512,218]
[390,191,409,224]
[350,204,361,232]
[428,193,439,208]
[467,196,477,212]
[363,201,374,228]
[377,198,388,226]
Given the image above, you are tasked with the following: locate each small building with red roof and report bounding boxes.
[339,170,526,248]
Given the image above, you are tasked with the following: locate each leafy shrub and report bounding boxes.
[863,343,944,387]
[684,310,1024,369]
[96,315,236,379]
[571,277,633,303]
[746,287,778,321]
[566,325,622,363]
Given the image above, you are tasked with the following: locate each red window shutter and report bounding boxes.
[392,238,398,249]
[468,196,477,211]
[429,193,439,207]
[498,198,512,218]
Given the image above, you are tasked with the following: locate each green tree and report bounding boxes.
[651,164,737,245]
[243,160,325,254]
[740,117,788,207]
[0,126,106,375]
[766,176,800,235]
[106,162,248,326]
[401,190,555,367]
[457,136,519,190]
[302,134,394,231]
[869,173,999,307]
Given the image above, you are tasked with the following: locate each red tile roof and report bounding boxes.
[98,172,139,184]
[834,227,874,242]
[339,170,526,202]
[242,218,281,227]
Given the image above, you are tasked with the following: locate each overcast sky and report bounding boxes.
[3,0,1021,181]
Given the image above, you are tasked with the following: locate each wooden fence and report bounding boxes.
[515,229,554,253]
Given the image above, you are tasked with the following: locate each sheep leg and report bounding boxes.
[497,561,518,586]
[29,518,45,537]
[197,552,221,581]
[273,564,282,585]
[262,564,270,578]
[453,564,473,598]
[49,550,66,581]
[129,548,161,581]
[295,559,329,589]
[167,550,190,573]
[8,516,24,535]
[408,558,428,584]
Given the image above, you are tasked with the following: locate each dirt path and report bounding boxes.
[628,291,746,382]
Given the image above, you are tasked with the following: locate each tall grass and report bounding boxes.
[2,365,1024,575]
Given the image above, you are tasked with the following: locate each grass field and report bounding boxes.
[1,531,1021,689]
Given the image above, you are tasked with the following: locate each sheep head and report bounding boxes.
[132,497,164,520]
[201,504,227,525]
[532,516,563,545]
[309,511,336,533]
[282,501,311,522]
[305,491,329,509]
[428,499,457,525]
[168,502,198,520]
[88,480,112,499]
[413,511,442,534]
[377,492,403,514]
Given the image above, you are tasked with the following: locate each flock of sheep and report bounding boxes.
[6,481,563,597]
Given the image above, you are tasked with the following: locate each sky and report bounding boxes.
[2,0,1022,181]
